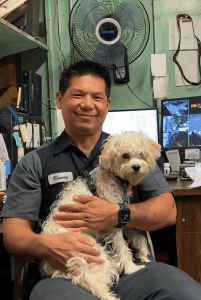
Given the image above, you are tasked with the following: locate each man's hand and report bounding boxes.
[52,195,119,233]
[42,229,104,272]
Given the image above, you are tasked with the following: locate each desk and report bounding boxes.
[168,177,201,283]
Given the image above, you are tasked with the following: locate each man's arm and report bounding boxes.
[53,192,176,233]
[127,192,176,231]
[3,218,104,272]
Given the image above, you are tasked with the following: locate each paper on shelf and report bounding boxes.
[33,124,40,148]
[0,133,9,161]
[26,123,33,148]
[0,158,6,191]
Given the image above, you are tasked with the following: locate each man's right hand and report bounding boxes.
[3,218,104,272]
[40,230,104,272]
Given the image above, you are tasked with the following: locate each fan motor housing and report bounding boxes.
[96,18,121,45]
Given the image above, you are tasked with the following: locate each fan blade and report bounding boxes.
[112,1,146,31]
[73,0,103,33]
[94,41,126,68]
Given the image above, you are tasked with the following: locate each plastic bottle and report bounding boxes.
[164,163,171,175]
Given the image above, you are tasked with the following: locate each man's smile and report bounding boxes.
[74,112,96,117]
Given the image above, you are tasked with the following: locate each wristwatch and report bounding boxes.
[116,203,131,228]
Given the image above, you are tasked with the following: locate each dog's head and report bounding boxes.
[99,132,161,186]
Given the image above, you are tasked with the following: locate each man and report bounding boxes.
[2,60,201,300]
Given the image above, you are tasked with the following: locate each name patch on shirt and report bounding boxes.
[48,172,73,185]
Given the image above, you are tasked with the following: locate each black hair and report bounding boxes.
[59,60,111,99]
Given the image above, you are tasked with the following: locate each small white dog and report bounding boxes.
[40,132,161,300]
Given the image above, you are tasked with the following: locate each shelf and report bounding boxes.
[0,17,49,58]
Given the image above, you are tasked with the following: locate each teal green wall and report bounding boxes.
[45,0,155,138]
[45,0,201,138]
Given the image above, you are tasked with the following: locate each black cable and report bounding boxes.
[42,102,57,110]
[54,0,66,68]
[115,68,161,114]
[41,115,49,139]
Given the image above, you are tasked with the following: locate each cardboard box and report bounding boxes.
[0,55,17,90]
[0,86,18,109]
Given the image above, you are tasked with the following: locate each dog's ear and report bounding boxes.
[99,135,118,169]
[149,140,161,160]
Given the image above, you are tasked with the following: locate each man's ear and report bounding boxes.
[107,97,112,109]
[56,90,62,109]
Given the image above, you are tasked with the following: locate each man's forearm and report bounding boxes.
[126,193,177,231]
[3,219,46,262]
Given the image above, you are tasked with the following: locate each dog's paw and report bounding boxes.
[124,262,145,274]
[135,253,150,263]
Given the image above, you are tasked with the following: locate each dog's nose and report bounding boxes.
[132,165,141,172]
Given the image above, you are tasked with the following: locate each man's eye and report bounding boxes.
[122,153,130,159]
[73,94,82,97]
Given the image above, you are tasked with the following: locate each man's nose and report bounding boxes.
[80,95,94,109]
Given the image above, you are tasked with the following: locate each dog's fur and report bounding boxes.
[40,132,161,300]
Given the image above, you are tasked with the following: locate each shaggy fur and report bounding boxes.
[40,132,161,300]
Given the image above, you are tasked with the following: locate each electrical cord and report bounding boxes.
[115,67,161,114]
[54,0,66,68]
[42,102,57,110]
[5,106,19,126]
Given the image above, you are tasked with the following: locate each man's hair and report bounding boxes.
[59,60,111,99]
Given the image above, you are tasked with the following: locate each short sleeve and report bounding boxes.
[137,164,173,202]
[1,151,42,221]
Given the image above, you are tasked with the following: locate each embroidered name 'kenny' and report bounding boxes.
[48,172,73,185]
[53,175,68,181]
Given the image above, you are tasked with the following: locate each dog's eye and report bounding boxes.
[139,152,144,158]
[122,153,130,159]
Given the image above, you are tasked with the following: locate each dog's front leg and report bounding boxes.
[105,227,145,274]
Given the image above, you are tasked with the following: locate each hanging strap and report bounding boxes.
[82,170,99,197]
[173,14,201,85]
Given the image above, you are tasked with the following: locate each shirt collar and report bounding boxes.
[54,130,109,155]
[54,130,75,155]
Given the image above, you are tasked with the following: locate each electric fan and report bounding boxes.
[69,0,150,82]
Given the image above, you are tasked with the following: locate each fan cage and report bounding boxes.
[69,0,150,69]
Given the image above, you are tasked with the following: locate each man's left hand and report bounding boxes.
[53,195,119,233]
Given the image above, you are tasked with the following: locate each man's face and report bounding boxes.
[56,75,111,136]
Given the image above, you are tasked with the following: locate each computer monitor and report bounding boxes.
[102,108,159,142]
[161,96,201,149]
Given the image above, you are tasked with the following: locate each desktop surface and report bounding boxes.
[167,176,201,196]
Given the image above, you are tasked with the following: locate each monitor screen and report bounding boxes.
[102,108,159,142]
[161,96,201,149]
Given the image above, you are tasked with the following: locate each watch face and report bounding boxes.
[121,208,130,224]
